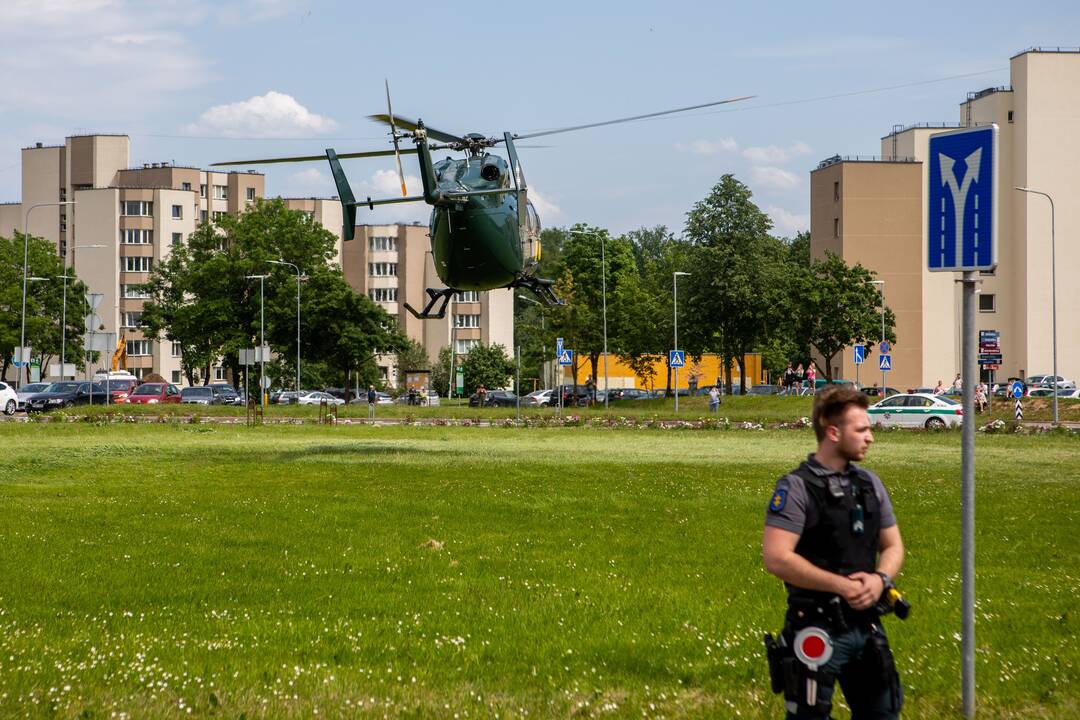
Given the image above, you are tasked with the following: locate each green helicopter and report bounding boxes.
[213,85,753,319]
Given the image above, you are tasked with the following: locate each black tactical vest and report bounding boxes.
[787,461,881,604]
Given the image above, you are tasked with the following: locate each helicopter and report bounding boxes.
[213,86,753,319]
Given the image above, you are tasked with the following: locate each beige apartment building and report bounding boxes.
[343,224,514,386]
[810,48,1080,390]
[2,134,512,387]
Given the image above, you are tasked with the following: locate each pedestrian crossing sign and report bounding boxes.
[879,354,892,371]
[669,350,686,368]
[558,349,574,366]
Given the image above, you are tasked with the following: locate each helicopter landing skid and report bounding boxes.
[403,287,456,320]
[511,275,565,307]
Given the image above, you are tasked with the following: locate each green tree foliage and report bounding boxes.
[460,343,514,394]
[141,199,403,388]
[0,234,89,384]
[395,338,431,377]
[430,346,454,397]
[788,252,896,380]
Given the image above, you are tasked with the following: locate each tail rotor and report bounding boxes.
[385,80,408,197]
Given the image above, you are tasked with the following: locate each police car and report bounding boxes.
[868,393,963,429]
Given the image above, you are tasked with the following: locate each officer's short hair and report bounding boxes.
[812,385,870,441]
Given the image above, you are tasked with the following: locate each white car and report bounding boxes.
[297,391,345,406]
[868,393,964,429]
[0,381,17,415]
[1027,374,1076,390]
[1055,387,1080,399]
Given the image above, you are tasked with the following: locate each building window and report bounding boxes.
[132,367,148,380]
[833,181,840,201]
[213,185,228,200]
[979,293,996,313]
[121,200,152,216]
[454,338,480,354]
[200,184,207,198]
[1008,111,1014,123]
[182,182,192,191]
[172,232,182,245]
[121,312,144,328]
[369,262,397,277]
[369,287,398,302]
[246,187,256,201]
[123,256,152,273]
[369,235,398,251]
[171,341,182,357]
[171,204,182,219]
[454,313,481,328]
[833,218,840,238]
[171,370,182,384]
[455,291,480,302]
[212,211,227,221]
[126,340,152,356]
[121,229,153,245]
[122,284,151,299]
[213,366,226,381]
[200,210,208,223]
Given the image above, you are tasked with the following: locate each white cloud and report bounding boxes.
[526,187,561,222]
[750,166,801,190]
[185,92,338,138]
[767,206,810,237]
[677,137,739,155]
[741,141,812,164]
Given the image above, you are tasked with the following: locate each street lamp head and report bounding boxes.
[674,271,691,277]
[867,280,884,286]
[245,274,270,279]
[27,276,49,282]
[1015,186,1030,192]
[74,244,105,249]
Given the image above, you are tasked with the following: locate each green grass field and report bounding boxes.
[0,424,1077,718]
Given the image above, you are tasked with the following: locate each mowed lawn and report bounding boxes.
[0,425,1077,719]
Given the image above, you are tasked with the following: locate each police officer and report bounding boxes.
[762,385,905,719]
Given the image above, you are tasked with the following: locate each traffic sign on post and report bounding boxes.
[669,350,685,368]
[1010,381,1025,399]
[878,354,892,372]
[928,125,998,273]
[853,345,865,365]
[878,340,891,355]
[556,337,564,355]
[558,349,574,366]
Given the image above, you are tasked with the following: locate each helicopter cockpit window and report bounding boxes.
[526,202,541,236]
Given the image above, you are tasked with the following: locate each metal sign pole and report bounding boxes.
[961,271,977,717]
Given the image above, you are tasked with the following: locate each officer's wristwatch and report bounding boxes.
[875,570,891,587]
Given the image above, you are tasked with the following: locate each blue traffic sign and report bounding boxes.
[558,349,573,366]
[669,350,686,368]
[556,337,564,355]
[879,340,890,354]
[879,354,892,371]
[1010,381,1025,399]
[853,345,865,365]
[928,125,998,272]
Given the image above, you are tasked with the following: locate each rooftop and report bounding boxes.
[1012,46,1080,59]
[815,154,917,170]
[965,86,1013,102]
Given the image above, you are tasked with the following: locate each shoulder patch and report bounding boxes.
[769,488,787,513]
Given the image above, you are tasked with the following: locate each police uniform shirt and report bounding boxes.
[765,454,896,535]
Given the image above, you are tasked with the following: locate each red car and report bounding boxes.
[121,382,182,404]
[103,377,140,402]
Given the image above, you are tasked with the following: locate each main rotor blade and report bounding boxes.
[511,95,756,140]
[210,148,418,167]
[385,80,408,197]
[368,113,464,144]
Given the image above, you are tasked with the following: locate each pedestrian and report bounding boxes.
[952,373,963,393]
[783,363,796,395]
[795,363,805,395]
[975,382,988,413]
[762,385,905,719]
[585,376,596,407]
[806,363,817,394]
[366,384,377,420]
[934,380,945,395]
[708,385,720,413]
[477,385,488,407]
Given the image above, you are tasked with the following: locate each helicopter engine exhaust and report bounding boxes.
[480,163,501,182]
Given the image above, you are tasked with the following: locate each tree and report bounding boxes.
[788,252,896,380]
[430,346,453,396]
[395,338,431,378]
[681,175,782,394]
[0,233,89,384]
[460,343,514,393]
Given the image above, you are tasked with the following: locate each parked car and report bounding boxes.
[23,381,109,411]
[323,387,361,402]
[0,381,18,415]
[868,393,963,429]
[93,372,140,402]
[469,390,518,407]
[861,386,899,397]
[1026,374,1075,390]
[1028,387,1056,397]
[180,386,222,405]
[14,382,50,412]
[297,391,345,406]
[524,389,553,407]
[1055,387,1080,399]
[747,384,782,396]
[124,383,182,404]
[376,392,394,405]
[209,383,243,405]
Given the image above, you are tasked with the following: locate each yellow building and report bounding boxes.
[563,353,765,390]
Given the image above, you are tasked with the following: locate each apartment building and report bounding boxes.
[342,224,514,385]
[1,134,264,384]
[810,48,1080,389]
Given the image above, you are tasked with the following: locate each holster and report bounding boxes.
[844,625,903,713]
[764,629,834,716]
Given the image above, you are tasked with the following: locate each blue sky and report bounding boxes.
[1,1,1076,237]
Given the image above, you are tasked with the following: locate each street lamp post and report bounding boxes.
[569,229,608,410]
[60,244,105,381]
[246,274,269,407]
[1016,187,1059,425]
[517,294,547,390]
[269,260,303,395]
[19,201,76,388]
[868,280,885,391]
[673,271,690,413]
